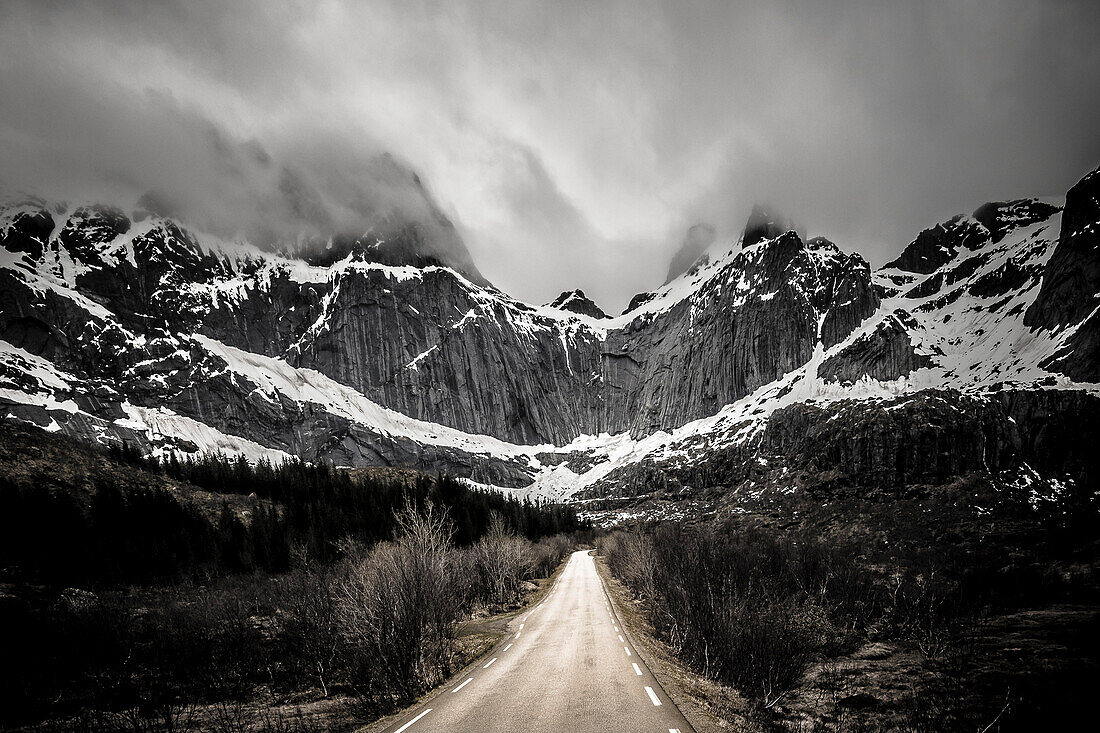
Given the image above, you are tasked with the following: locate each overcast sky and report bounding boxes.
[1,0,1098,312]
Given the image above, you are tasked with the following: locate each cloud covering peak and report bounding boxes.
[1,0,1098,310]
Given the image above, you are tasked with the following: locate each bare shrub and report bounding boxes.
[335,501,463,707]
[528,534,574,578]
[255,707,324,733]
[601,528,658,603]
[277,561,341,696]
[717,593,831,707]
[473,512,532,609]
[603,524,852,706]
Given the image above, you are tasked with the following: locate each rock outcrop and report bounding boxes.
[1025,165,1100,381]
[547,290,608,319]
[886,199,1061,276]
[580,389,1100,501]
[743,205,796,248]
[818,311,933,383]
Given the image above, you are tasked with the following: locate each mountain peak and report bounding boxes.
[972,198,1061,244]
[664,223,717,284]
[547,289,608,319]
[886,198,1061,275]
[743,205,797,248]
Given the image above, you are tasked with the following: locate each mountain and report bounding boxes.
[1,165,1098,515]
[664,223,717,284]
[546,290,608,319]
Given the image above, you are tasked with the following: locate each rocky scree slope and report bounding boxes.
[1,166,1098,505]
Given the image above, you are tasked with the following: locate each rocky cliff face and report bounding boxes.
[0,204,880,446]
[818,310,934,384]
[582,388,1099,502]
[1025,168,1100,381]
[1,164,1098,509]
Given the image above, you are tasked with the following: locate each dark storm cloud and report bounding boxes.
[1,0,1098,311]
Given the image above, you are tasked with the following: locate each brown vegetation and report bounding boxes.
[599,516,1098,732]
[1,496,578,731]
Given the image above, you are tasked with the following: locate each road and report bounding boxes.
[382,550,694,733]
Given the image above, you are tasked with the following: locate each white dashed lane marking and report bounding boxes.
[393,708,431,732]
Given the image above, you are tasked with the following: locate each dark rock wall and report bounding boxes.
[585,389,1100,498]
[819,311,932,383]
[1026,166,1100,381]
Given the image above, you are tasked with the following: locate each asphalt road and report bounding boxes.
[382,550,694,733]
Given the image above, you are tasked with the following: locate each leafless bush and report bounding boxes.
[335,501,464,706]
[601,529,657,602]
[602,525,846,706]
[254,707,324,733]
[108,700,198,732]
[473,512,532,609]
[723,594,831,707]
[277,562,341,696]
[528,534,574,578]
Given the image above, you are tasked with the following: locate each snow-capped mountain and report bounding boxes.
[1,165,1098,508]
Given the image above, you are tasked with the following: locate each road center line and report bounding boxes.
[632,662,642,676]
[452,678,473,693]
[624,646,631,656]
[618,634,625,642]
[515,631,521,639]
[645,686,662,706]
[483,657,498,668]
[503,643,513,651]
[393,708,432,732]
[518,623,524,629]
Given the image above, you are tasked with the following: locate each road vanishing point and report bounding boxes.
[382,550,694,733]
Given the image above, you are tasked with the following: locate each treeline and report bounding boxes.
[114,447,579,544]
[156,451,581,547]
[0,449,583,587]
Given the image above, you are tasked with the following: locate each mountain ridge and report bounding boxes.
[2,165,1098,513]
